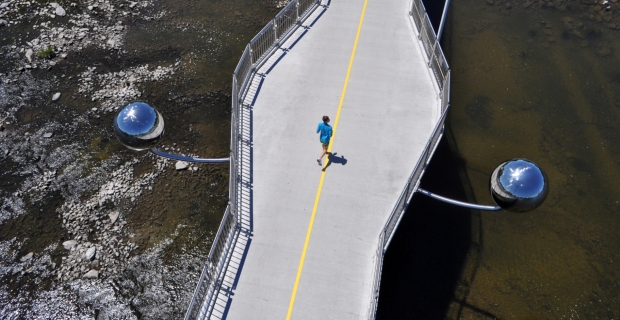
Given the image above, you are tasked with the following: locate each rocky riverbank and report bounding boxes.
[0,0,279,318]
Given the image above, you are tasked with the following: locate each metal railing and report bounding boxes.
[184,0,321,319]
[367,0,451,318]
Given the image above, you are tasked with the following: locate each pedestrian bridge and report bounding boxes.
[185,0,450,318]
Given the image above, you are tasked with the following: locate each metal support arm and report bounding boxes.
[416,188,501,211]
[150,149,230,163]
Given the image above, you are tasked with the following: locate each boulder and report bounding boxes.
[84,247,96,260]
[55,6,66,16]
[20,252,33,262]
[175,161,189,170]
[62,240,78,250]
[83,269,99,279]
[109,211,119,224]
[25,49,33,62]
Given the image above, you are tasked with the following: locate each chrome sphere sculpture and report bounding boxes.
[490,159,548,212]
[113,101,164,151]
[417,158,548,212]
[113,102,229,163]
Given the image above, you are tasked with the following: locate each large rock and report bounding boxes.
[25,49,33,62]
[55,6,66,16]
[84,247,96,260]
[109,211,119,224]
[20,252,33,262]
[175,161,189,170]
[83,269,99,279]
[62,240,78,250]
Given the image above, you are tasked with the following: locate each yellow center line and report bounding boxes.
[285,0,369,318]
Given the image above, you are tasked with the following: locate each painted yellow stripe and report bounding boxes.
[285,0,369,318]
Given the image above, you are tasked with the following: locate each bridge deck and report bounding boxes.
[222,0,440,318]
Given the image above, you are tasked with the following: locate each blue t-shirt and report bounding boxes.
[316,122,332,144]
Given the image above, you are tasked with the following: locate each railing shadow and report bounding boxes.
[376,130,477,319]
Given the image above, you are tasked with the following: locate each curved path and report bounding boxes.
[218,0,440,318]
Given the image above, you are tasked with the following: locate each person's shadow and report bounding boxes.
[322,152,347,171]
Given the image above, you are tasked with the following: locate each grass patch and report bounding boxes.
[37,46,55,59]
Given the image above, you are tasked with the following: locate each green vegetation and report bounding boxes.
[37,46,55,59]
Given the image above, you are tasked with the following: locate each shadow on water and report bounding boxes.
[376,127,477,319]
[421,0,445,32]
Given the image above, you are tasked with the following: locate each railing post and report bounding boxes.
[249,45,255,65]
[296,0,300,21]
[274,20,279,45]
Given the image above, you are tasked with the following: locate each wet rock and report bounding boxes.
[505,2,512,9]
[83,269,99,279]
[25,49,33,62]
[55,6,66,17]
[20,252,34,262]
[486,0,494,5]
[52,92,61,101]
[43,132,53,138]
[62,240,78,250]
[599,47,611,56]
[109,211,119,224]
[0,19,7,27]
[175,161,189,170]
[84,247,96,260]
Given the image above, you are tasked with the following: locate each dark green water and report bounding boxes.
[380,0,620,318]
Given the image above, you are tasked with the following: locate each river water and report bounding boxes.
[379,0,620,318]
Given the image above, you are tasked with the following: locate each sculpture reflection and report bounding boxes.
[490,159,549,212]
[113,101,164,151]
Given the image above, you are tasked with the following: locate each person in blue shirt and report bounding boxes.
[316,115,332,166]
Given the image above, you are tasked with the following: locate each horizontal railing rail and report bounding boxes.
[368,0,451,318]
[184,1,321,319]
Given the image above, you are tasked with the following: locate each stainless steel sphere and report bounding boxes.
[113,102,164,151]
[490,159,549,212]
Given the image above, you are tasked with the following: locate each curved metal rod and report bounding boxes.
[150,148,230,163]
[417,188,502,211]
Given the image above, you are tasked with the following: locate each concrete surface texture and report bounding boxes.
[221,0,440,318]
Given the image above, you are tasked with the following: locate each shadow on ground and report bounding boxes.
[376,128,475,319]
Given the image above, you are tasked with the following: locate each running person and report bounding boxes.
[316,116,332,166]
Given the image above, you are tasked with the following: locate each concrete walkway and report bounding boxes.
[221,0,440,318]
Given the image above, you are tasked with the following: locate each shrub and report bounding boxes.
[37,46,55,59]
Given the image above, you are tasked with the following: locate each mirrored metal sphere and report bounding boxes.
[490,159,549,212]
[113,102,164,151]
